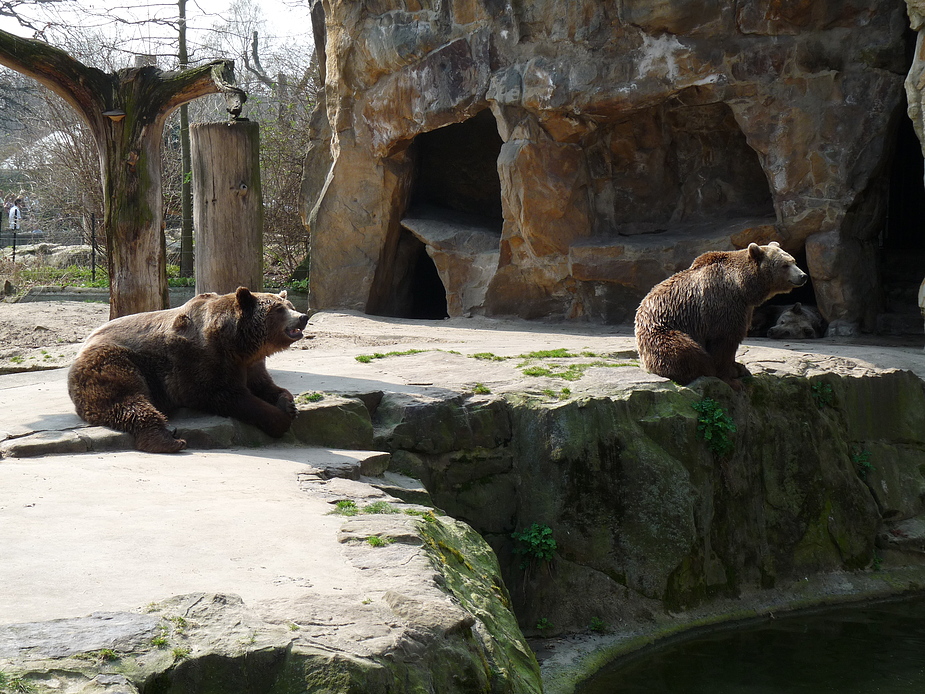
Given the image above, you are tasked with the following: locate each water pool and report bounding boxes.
[579,596,925,693]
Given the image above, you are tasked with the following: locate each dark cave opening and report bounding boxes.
[884,104,925,252]
[375,108,504,320]
[407,235,449,319]
[410,108,505,225]
[879,42,925,330]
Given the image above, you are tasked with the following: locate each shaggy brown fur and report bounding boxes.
[634,242,808,389]
[68,287,309,453]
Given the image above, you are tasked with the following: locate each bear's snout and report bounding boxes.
[284,311,309,341]
[790,267,808,287]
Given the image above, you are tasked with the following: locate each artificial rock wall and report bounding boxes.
[303,0,914,333]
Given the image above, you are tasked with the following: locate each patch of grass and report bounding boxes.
[470,352,509,361]
[511,523,557,568]
[151,635,169,648]
[0,673,35,693]
[692,397,736,456]
[366,535,394,548]
[296,391,325,404]
[14,263,108,288]
[517,348,637,382]
[362,500,398,515]
[541,387,572,400]
[519,348,575,359]
[472,383,491,394]
[355,349,427,363]
[331,499,359,516]
[589,617,609,633]
[171,646,191,661]
[404,508,438,521]
[535,617,553,632]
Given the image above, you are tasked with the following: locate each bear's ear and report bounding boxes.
[235,286,257,312]
[768,241,781,248]
[793,302,803,313]
[748,243,765,263]
[278,290,288,300]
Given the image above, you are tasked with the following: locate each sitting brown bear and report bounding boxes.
[68,287,309,453]
[634,242,808,388]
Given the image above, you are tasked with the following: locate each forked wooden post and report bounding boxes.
[190,120,263,295]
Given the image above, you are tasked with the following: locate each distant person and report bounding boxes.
[8,198,22,231]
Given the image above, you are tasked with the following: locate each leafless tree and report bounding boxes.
[0,27,240,317]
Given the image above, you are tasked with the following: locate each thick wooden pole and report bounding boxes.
[191,120,264,294]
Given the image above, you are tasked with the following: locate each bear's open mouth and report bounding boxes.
[285,327,304,341]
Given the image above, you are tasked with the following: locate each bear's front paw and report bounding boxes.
[276,390,297,419]
[732,362,751,379]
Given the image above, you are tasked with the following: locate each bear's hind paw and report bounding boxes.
[135,427,187,454]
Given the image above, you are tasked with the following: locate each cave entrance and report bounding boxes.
[879,95,925,331]
[406,233,449,319]
[884,101,925,252]
[382,109,504,319]
[410,108,504,223]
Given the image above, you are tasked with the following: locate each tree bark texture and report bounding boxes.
[0,29,237,317]
[191,120,264,295]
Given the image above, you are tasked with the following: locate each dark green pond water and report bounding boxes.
[579,597,925,693]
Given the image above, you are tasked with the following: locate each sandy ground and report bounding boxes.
[0,299,458,374]
[1,297,922,380]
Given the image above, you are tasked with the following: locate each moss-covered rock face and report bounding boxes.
[375,369,925,635]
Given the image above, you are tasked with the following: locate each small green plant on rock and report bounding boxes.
[511,523,557,568]
[367,535,394,547]
[811,381,835,409]
[853,448,874,479]
[76,648,119,664]
[535,617,553,632]
[589,617,609,633]
[171,646,191,661]
[472,383,491,394]
[692,397,736,456]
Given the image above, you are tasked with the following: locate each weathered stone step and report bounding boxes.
[0,392,384,459]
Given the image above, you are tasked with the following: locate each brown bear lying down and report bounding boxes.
[68,287,309,453]
[634,242,808,389]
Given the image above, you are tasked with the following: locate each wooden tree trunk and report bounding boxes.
[191,121,264,294]
[101,112,170,318]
